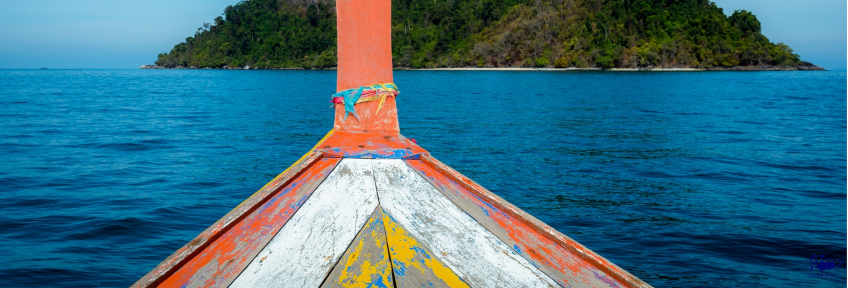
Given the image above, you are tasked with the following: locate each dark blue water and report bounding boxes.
[0,69,844,287]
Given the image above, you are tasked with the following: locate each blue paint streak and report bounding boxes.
[367,275,389,288]
[327,148,413,159]
[410,245,431,260]
[591,270,621,288]
[392,260,407,276]
[401,154,422,160]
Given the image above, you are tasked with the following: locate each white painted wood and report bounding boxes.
[230,159,379,288]
[373,159,561,288]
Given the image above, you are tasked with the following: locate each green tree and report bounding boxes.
[155,0,804,69]
[729,10,761,34]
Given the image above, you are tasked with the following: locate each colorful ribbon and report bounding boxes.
[331,83,400,121]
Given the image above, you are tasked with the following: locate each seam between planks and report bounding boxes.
[317,204,383,287]
[370,159,399,288]
[382,161,453,284]
[382,220,399,288]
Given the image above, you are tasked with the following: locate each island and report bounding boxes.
[146,0,824,71]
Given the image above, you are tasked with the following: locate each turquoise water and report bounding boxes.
[0,69,845,287]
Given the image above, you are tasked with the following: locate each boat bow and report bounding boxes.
[133,0,650,286]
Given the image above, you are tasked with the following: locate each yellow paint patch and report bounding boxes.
[323,209,392,288]
[337,215,391,287]
[382,209,469,288]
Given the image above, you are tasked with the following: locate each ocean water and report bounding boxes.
[0,69,844,287]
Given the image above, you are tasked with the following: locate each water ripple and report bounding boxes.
[0,69,844,287]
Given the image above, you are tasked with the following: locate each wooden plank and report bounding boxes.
[372,159,560,288]
[230,159,380,288]
[407,159,628,288]
[159,157,341,288]
[321,206,392,288]
[417,155,652,288]
[132,150,327,288]
[381,208,469,288]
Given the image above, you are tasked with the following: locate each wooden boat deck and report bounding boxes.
[133,131,650,288]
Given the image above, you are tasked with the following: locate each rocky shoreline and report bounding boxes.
[139,62,825,71]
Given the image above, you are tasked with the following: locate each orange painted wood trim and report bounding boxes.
[131,151,326,288]
[418,154,652,288]
[335,0,397,133]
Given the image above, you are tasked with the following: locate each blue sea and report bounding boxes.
[0,69,845,287]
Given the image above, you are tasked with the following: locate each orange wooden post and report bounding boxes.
[334,0,399,134]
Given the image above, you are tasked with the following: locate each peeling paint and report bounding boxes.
[230,159,379,288]
[382,209,469,288]
[374,159,560,287]
[315,131,427,161]
[322,207,392,288]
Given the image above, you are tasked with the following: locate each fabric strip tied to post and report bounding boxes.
[331,83,400,121]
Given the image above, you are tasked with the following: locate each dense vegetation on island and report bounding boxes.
[154,0,804,69]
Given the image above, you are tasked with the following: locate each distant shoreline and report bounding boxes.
[139,64,825,71]
[413,67,713,72]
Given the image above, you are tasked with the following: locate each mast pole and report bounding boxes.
[334,0,398,134]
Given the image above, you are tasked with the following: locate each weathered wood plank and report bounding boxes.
[381,208,469,288]
[321,206,392,288]
[159,157,341,288]
[372,159,560,288]
[408,159,627,288]
[230,159,380,288]
[417,155,652,288]
[132,150,327,288]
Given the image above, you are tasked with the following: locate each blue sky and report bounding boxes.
[0,0,845,69]
[712,0,846,69]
